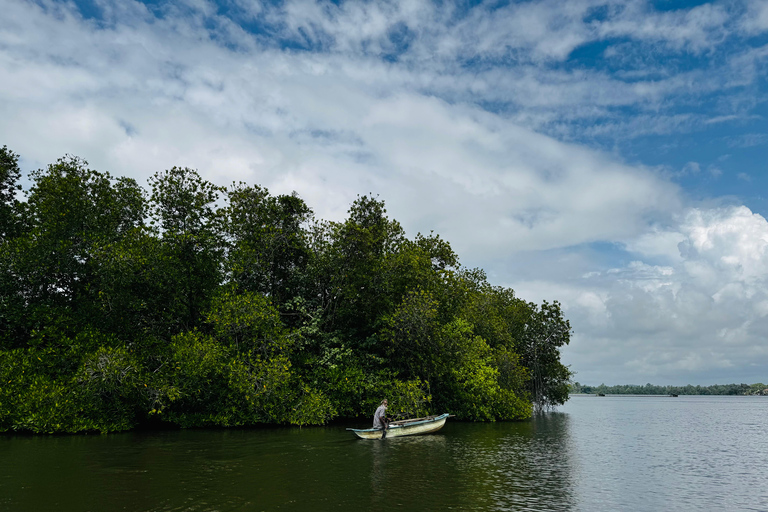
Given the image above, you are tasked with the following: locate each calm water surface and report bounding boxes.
[2,396,767,511]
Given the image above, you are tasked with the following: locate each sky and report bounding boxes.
[2,0,768,386]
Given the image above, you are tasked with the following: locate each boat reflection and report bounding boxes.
[364,413,576,511]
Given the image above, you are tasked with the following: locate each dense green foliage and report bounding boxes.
[571,382,768,396]
[0,149,572,433]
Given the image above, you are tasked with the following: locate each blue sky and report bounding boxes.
[2,0,768,385]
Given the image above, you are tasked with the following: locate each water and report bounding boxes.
[2,395,767,511]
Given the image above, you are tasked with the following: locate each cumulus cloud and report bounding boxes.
[516,206,768,385]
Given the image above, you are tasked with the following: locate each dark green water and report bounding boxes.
[2,396,767,511]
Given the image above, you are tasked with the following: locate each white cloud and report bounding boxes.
[623,230,685,261]
[726,133,768,147]
[517,206,768,385]
[0,0,683,257]
[681,162,701,175]
[3,0,765,158]
[271,0,740,63]
[596,0,732,52]
[741,0,768,32]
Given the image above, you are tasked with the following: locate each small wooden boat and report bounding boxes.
[346,413,451,440]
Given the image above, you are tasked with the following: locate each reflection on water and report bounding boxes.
[363,418,576,511]
[561,395,768,511]
[2,396,768,511]
[0,418,575,512]
[446,413,576,511]
[369,434,451,509]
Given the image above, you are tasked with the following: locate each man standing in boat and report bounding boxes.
[373,399,388,432]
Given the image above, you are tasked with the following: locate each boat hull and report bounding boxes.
[347,413,450,439]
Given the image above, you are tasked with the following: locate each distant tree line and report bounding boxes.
[571,382,768,396]
[0,147,572,433]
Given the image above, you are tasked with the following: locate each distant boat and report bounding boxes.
[670,394,678,397]
[346,413,452,440]
[597,393,605,396]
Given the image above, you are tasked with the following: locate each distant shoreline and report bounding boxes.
[570,382,768,397]
[570,393,767,397]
